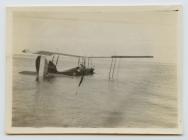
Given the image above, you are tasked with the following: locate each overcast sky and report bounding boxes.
[12,7,180,63]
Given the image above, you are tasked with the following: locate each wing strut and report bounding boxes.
[112,58,117,79]
[52,56,55,63]
[56,56,59,66]
[109,58,118,80]
[77,57,80,66]
[109,58,113,79]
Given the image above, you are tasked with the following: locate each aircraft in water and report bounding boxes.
[20,49,154,86]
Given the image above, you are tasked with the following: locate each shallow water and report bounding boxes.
[12,56,178,128]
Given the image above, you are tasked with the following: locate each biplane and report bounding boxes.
[20,49,153,86]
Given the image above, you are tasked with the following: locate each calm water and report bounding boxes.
[12,56,178,128]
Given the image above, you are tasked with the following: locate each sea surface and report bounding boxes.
[12,56,178,128]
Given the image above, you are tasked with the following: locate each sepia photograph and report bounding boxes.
[6,6,182,134]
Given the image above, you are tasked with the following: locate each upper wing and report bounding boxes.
[22,49,154,58]
[22,49,82,58]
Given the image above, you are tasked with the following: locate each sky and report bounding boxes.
[11,7,180,63]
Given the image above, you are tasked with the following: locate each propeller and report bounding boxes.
[78,58,86,87]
